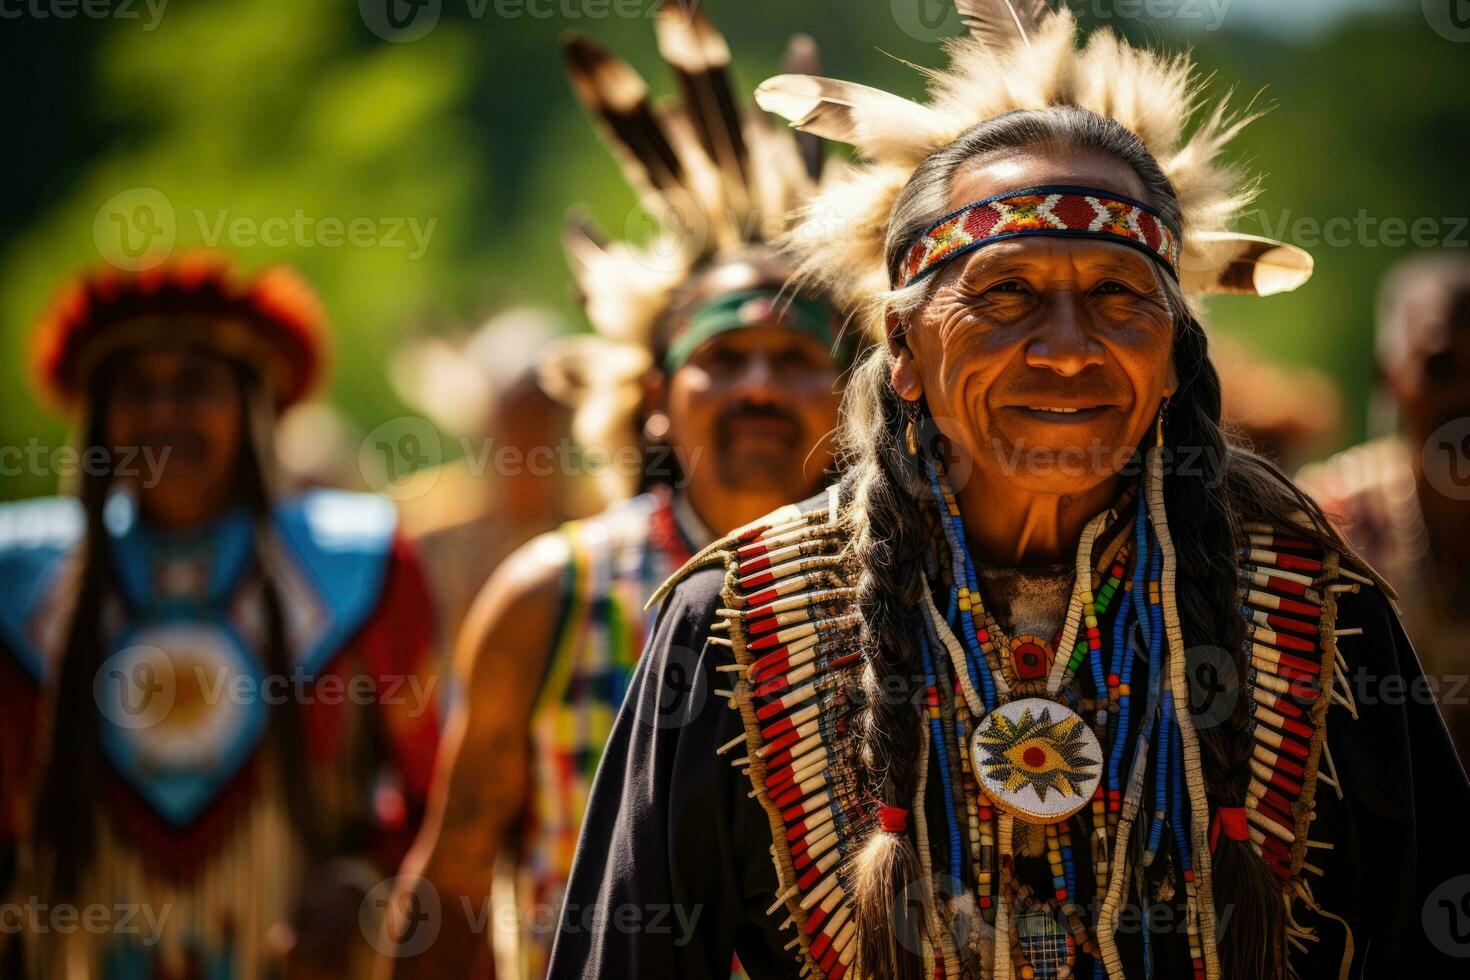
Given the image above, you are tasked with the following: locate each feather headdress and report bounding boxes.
[541,0,831,502]
[755,0,1314,341]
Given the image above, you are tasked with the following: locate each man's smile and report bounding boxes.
[1001,404,1116,425]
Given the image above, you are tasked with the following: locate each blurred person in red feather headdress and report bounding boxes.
[0,253,440,979]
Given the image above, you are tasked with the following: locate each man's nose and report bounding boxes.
[138,384,193,422]
[732,352,780,398]
[1024,292,1105,377]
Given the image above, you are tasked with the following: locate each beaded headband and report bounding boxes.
[895,184,1181,289]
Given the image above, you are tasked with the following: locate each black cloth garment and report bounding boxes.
[547,568,1470,979]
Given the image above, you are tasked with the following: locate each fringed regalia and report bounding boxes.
[656,454,1364,979]
[0,490,440,978]
[548,467,1470,978]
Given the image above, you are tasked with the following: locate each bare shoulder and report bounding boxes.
[454,529,572,708]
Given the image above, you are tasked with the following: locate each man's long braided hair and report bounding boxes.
[837,106,1345,980]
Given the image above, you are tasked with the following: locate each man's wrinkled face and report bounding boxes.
[104,346,245,524]
[894,149,1178,497]
[663,324,841,493]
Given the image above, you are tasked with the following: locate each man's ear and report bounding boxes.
[641,369,668,415]
[890,346,924,402]
[1162,351,1179,401]
[885,311,906,355]
[639,368,672,440]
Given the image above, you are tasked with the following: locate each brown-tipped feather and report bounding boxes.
[954,0,1053,50]
[659,103,741,252]
[781,34,825,181]
[1181,232,1314,297]
[562,32,686,209]
[755,74,928,146]
[654,0,752,234]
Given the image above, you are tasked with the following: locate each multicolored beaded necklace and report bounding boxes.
[916,454,1208,980]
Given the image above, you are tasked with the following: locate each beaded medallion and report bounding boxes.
[971,697,1102,824]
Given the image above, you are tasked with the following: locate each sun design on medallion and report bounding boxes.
[975,705,1099,802]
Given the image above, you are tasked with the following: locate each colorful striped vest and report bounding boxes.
[514,489,694,978]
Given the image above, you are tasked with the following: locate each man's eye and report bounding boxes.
[775,350,817,373]
[1094,280,1136,296]
[987,279,1027,295]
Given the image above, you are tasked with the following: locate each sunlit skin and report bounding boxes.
[377,312,843,980]
[890,149,1178,566]
[103,346,246,529]
[657,323,842,537]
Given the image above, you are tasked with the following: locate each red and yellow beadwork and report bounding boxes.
[897,186,1182,287]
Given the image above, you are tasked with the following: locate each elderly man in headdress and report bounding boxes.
[1301,253,1470,769]
[0,254,441,978]
[549,5,1470,979]
[375,6,849,978]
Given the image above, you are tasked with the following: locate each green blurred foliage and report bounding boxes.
[1,0,1467,499]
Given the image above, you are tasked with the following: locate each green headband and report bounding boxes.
[663,288,837,372]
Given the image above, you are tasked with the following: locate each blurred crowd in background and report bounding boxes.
[1,1,1468,978]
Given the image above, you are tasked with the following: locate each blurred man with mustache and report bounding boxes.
[374,6,848,978]
[0,255,440,979]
